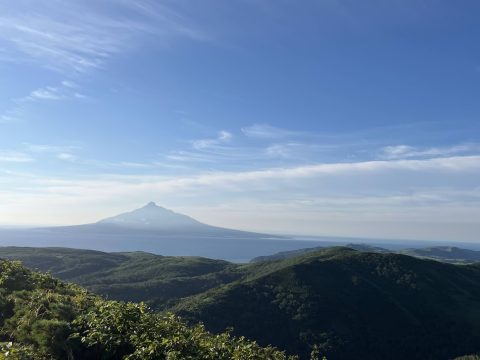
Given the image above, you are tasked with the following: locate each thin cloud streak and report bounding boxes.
[0,151,33,163]
[192,130,233,150]
[11,154,480,197]
[381,143,480,159]
[1,81,86,124]
[24,143,82,153]
[0,0,207,73]
[242,123,306,139]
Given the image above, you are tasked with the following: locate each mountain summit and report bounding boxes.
[98,202,203,229]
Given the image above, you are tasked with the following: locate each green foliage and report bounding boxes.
[0,248,243,309]
[3,246,480,359]
[74,301,298,360]
[0,259,297,359]
[0,260,93,358]
[175,248,480,360]
[0,342,40,360]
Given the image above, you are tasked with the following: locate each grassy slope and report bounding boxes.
[175,247,480,360]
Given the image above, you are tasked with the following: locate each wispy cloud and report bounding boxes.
[22,81,86,102]
[1,81,86,123]
[24,143,82,153]
[264,142,337,160]
[0,107,25,124]
[61,80,76,88]
[26,143,81,163]
[0,143,82,165]
[191,130,233,150]
[161,122,480,171]
[57,153,77,161]
[0,0,207,73]
[0,151,33,163]
[381,143,480,160]
[14,154,480,198]
[242,123,305,139]
[265,143,297,158]
[27,87,65,101]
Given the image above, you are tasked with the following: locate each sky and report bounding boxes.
[0,0,480,241]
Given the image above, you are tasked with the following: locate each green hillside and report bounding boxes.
[3,246,480,359]
[0,247,243,309]
[0,259,298,359]
[251,244,480,264]
[0,247,128,278]
[175,248,480,360]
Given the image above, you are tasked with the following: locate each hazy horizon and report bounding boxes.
[1,1,479,242]
[0,201,478,245]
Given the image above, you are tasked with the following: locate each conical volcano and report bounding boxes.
[98,202,203,229]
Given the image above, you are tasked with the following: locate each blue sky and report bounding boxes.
[1,0,480,241]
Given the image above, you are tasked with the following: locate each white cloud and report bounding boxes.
[61,80,76,88]
[5,154,480,199]
[382,145,414,158]
[57,153,77,161]
[242,123,303,139]
[192,130,233,150]
[73,93,87,99]
[0,0,207,73]
[381,143,480,159]
[22,81,87,102]
[265,143,295,158]
[28,87,64,101]
[0,106,25,124]
[263,142,328,159]
[24,143,81,153]
[1,81,87,124]
[0,151,33,163]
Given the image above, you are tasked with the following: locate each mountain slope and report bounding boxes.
[98,201,204,229]
[3,246,480,358]
[175,248,480,360]
[0,246,243,309]
[252,243,480,264]
[250,243,390,262]
[0,246,128,278]
[0,259,296,359]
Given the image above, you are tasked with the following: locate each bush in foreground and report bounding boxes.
[0,260,302,359]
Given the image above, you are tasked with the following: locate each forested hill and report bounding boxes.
[0,259,299,359]
[0,247,244,309]
[250,243,480,264]
[2,246,480,359]
[175,248,480,360]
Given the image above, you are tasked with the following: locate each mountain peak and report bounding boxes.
[98,203,202,229]
[144,201,159,208]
